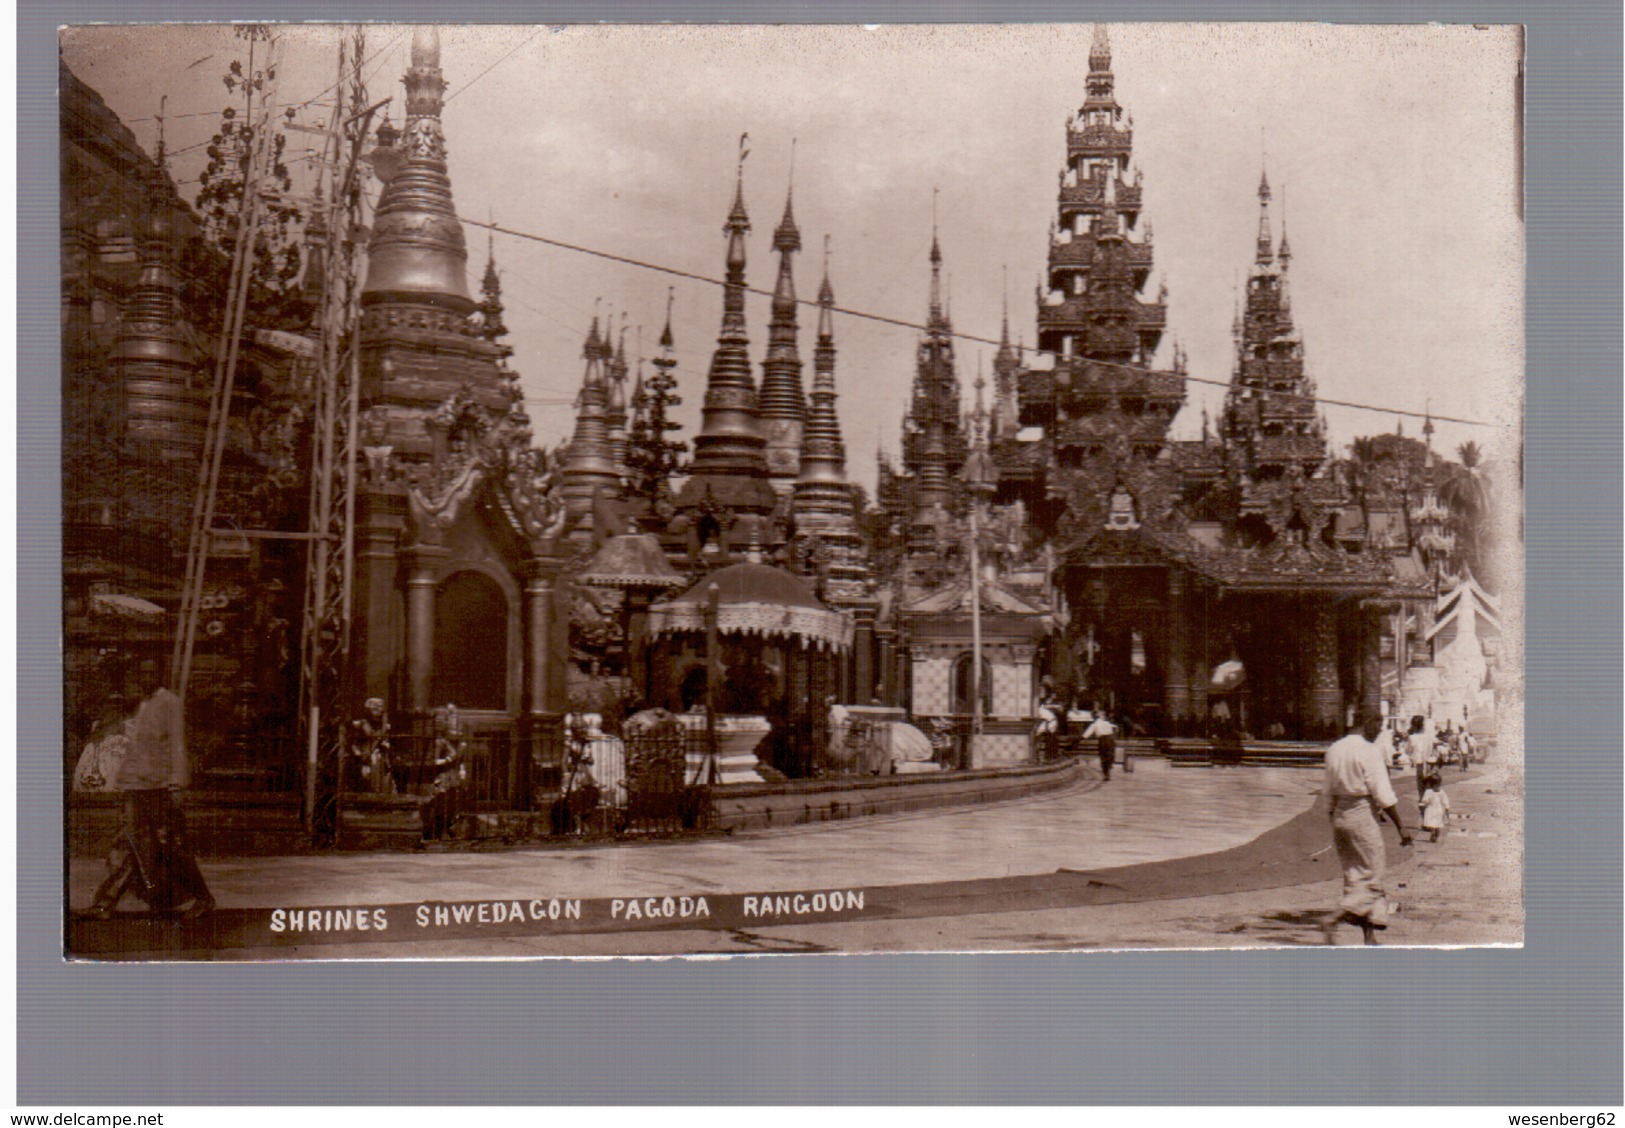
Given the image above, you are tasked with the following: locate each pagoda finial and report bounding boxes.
[362,23,471,311]
[729,133,751,225]
[411,25,440,68]
[661,286,675,347]
[1256,163,1275,264]
[1090,24,1111,71]
[817,234,835,338]
[481,224,501,296]
[774,141,801,255]
[1278,185,1292,264]
[584,304,603,366]
[927,189,947,329]
[676,149,773,513]
[1000,264,1011,348]
[154,93,168,172]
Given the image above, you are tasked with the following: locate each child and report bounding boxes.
[1420,773,1452,843]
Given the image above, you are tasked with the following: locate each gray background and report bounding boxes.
[19,0,1621,1106]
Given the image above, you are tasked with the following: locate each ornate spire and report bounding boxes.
[361,26,474,312]
[606,318,631,477]
[1255,166,1275,265]
[927,189,948,331]
[628,290,687,507]
[992,269,1021,440]
[795,236,854,527]
[676,146,776,517]
[964,361,998,498]
[1223,169,1324,479]
[561,314,622,527]
[113,195,205,456]
[478,231,509,343]
[760,174,808,490]
[1089,23,1112,72]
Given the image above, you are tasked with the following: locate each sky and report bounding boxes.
[61,23,1524,489]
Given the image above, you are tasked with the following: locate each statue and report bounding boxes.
[348,697,395,795]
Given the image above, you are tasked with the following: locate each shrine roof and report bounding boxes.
[903,576,1047,616]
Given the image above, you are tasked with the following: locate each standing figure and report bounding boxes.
[825,696,850,771]
[422,704,468,841]
[1406,716,1433,796]
[87,668,214,919]
[1420,774,1452,843]
[349,697,396,795]
[1082,711,1118,781]
[1323,714,1414,944]
[72,696,131,793]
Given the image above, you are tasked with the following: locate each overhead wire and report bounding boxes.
[460,216,1499,430]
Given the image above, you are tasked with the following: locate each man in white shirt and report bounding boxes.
[1323,714,1413,944]
[1082,712,1119,781]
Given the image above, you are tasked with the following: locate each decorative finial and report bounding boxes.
[930,186,941,263]
[155,94,168,171]
[411,25,440,69]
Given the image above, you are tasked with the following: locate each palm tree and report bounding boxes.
[1441,440,1493,583]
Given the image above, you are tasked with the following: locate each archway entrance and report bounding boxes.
[432,571,508,712]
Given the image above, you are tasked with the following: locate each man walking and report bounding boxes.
[88,664,214,919]
[1323,713,1413,944]
[1082,711,1119,781]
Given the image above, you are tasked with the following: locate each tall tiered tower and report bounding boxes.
[605,321,631,482]
[112,186,206,460]
[990,291,1022,441]
[1023,25,1179,478]
[560,317,621,532]
[901,226,965,509]
[1219,170,1327,481]
[793,243,865,593]
[674,165,777,519]
[358,27,515,462]
[759,187,807,494]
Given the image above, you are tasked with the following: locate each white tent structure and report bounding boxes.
[1421,574,1501,736]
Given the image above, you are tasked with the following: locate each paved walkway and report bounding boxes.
[67,757,1522,958]
[70,758,1317,909]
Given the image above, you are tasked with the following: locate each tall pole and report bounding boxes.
[704,582,721,785]
[297,28,382,839]
[171,35,282,697]
[969,495,984,747]
[965,363,995,768]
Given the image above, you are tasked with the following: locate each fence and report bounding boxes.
[554,723,716,837]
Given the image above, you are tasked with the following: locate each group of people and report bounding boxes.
[1036,684,1126,780]
[1323,712,1470,945]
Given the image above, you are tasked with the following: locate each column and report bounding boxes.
[403,545,448,713]
[875,624,897,707]
[1305,600,1342,735]
[1164,569,1190,731]
[1360,604,1384,723]
[522,554,569,799]
[789,643,811,777]
[351,488,407,705]
[1188,582,1209,733]
[522,556,564,718]
[850,602,876,706]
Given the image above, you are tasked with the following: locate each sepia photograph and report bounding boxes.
[59,21,1524,961]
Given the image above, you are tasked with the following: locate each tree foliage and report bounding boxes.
[626,358,688,502]
[189,25,308,331]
